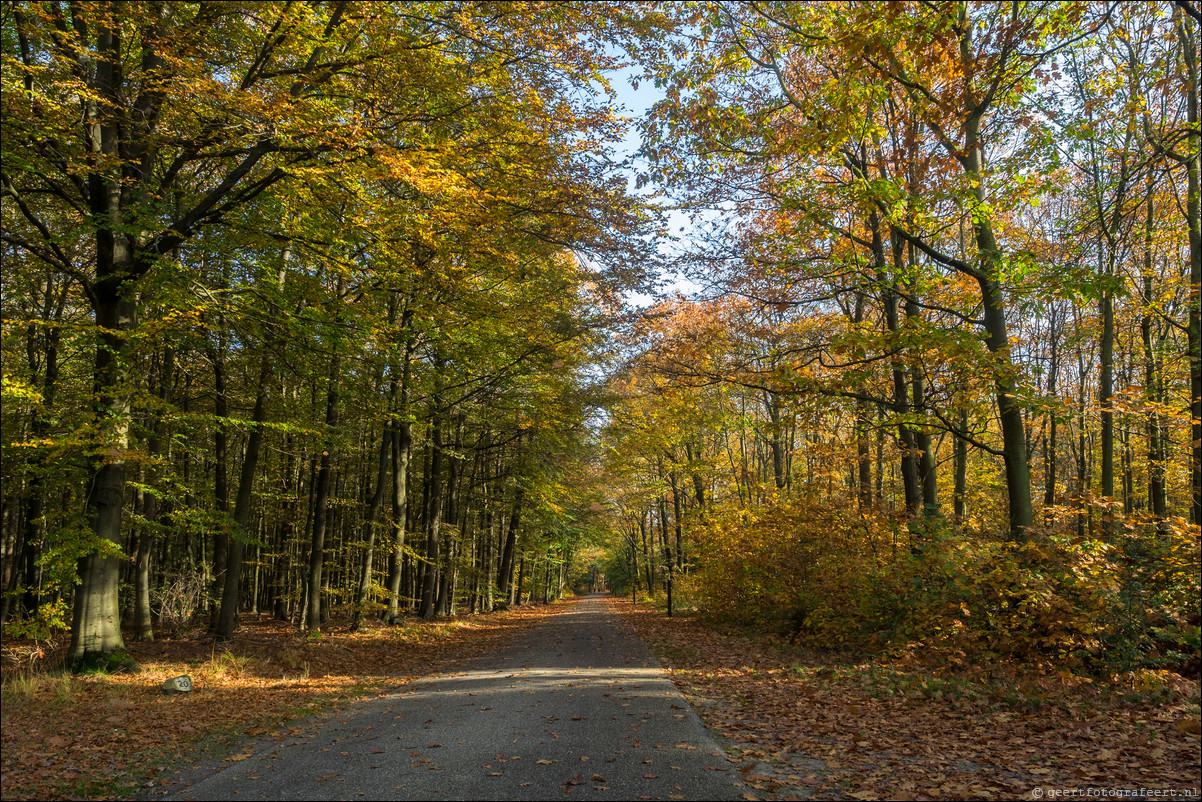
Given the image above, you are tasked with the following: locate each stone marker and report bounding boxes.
[161,675,193,694]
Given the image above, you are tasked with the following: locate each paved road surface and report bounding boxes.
[161,594,745,801]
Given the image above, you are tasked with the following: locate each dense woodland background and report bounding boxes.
[1,1,1198,677]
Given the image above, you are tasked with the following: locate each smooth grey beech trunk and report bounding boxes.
[71,290,136,664]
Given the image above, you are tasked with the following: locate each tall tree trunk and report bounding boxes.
[382,334,414,623]
[1141,188,1169,527]
[1045,305,1061,510]
[497,481,525,604]
[69,284,137,667]
[435,414,465,617]
[217,359,271,640]
[685,441,706,509]
[1099,238,1116,504]
[66,11,144,670]
[484,500,496,611]
[135,346,173,641]
[856,400,873,508]
[884,234,920,515]
[351,427,390,631]
[953,406,968,521]
[900,243,939,516]
[419,362,445,621]
[629,536,639,602]
[1121,412,1135,514]
[1076,339,1091,539]
[3,502,25,625]
[210,326,230,630]
[658,497,674,618]
[1175,10,1200,524]
[21,276,67,623]
[763,389,787,489]
[513,555,526,605]
[639,511,654,593]
[961,103,1033,536]
[670,471,684,571]
[304,358,340,634]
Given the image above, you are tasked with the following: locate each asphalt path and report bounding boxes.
[161,594,745,801]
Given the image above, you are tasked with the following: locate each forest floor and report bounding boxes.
[3,600,1199,801]
[615,598,1202,802]
[0,604,560,801]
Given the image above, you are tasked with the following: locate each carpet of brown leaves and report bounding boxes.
[615,598,1202,802]
[0,604,559,800]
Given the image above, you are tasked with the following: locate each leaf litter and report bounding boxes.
[1,604,561,800]
[615,597,1201,801]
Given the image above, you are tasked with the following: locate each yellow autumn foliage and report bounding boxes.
[689,498,1200,670]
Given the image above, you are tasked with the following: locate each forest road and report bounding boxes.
[157,594,745,801]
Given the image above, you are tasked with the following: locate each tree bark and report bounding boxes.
[135,346,173,641]
[217,359,271,640]
[902,248,938,516]
[961,104,1035,536]
[953,406,968,521]
[419,363,445,621]
[658,497,674,617]
[513,555,527,605]
[69,287,136,666]
[497,482,525,604]
[210,323,230,630]
[1044,305,1061,510]
[884,233,920,515]
[351,427,390,631]
[1175,10,1200,524]
[383,329,414,624]
[1141,188,1169,526]
[304,358,340,634]
[763,389,787,489]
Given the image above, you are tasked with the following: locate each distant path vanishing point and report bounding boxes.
[159,594,745,801]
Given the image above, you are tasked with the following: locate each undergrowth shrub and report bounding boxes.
[151,571,207,637]
[689,496,1200,672]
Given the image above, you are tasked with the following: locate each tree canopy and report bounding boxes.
[1,0,1198,677]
